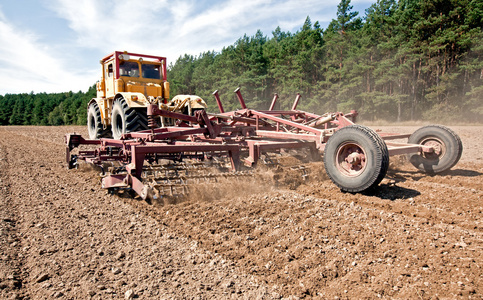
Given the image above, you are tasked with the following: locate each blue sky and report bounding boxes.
[0,0,373,95]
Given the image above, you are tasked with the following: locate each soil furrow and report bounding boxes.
[0,142,27,299]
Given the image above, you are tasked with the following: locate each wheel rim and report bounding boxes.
[420,137,446,161]
[335,142,367,177]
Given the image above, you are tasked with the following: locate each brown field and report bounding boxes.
[0,125,482,299]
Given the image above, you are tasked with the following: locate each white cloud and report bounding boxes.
[0,12,96,94]
[1,0,372,94]
[47,0,171,52]
[48,0,344,62]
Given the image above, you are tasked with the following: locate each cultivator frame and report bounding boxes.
[66,88,462,200]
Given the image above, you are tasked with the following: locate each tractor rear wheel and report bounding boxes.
[407,125,463,174]
[87,102,111,139]
[111,97,149,140]
[324,125,389,192]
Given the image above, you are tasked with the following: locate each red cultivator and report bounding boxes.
[66,88,463,201]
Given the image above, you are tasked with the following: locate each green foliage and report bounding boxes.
[1,0,482,125]
[166,0,483,123]
[0,85,95,126]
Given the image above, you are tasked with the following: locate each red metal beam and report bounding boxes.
[379,133,411,140]
[212,90,225,113]
[386,142,433,156]
[244,140,319,166]
[248,110,322,135]
[128,127,208,141]
[269,93,278,111]
[127,143,242,178]
[291,93,301,110]
[234,88,247,109]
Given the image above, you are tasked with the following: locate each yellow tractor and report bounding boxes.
[88,51,207,139]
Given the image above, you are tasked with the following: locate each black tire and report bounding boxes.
[87,102,111,139]
[324,125,389,192]
[111,97,149,139]
[407,125,463,174]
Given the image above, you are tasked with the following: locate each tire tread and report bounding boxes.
[324,125,389,192]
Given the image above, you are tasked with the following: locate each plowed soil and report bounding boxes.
[0,125,482,299]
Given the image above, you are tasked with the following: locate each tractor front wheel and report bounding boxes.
[87,102,111,139]
[407,125,463,174]
[111,97,149,139]
[324,125,389,192]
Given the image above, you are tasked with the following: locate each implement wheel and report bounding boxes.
[87,102,111,139]
[407,125,462,174]
[111,97,149,140]
[324,125,389,192]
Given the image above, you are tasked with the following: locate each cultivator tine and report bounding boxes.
[290,165,308,181]
[129,160,253,200]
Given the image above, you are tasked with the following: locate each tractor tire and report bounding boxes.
[324,125,389,192]
[407,125,463,174]
[87,102,111,139]
[111,97,149,140]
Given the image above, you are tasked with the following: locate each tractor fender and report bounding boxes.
[87,98,98,108]
[115,92,148,108]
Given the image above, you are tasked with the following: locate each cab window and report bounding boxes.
[107,64,113,77]
[142,64,161,79]
[119,61,139,77]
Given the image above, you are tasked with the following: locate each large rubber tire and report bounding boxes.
[87,102,111,139]
[324,125,389,192]
[407,125,463,174]
[111,97,149,140]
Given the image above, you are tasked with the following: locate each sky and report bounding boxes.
[0,0,374,95]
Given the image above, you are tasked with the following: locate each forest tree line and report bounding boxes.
[0,86,96,126]
[168,0,483,122]
[0,0,482,126]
